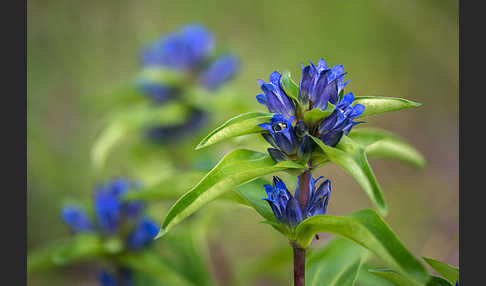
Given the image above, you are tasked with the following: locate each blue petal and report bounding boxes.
[126,217,159,250]
[285,197,303,228]
[99,270,117,286]
[95,189,121,233]
[200,55,239,90]
[256,94,267,105]
[61,205,93,233]
[299,65,315,104]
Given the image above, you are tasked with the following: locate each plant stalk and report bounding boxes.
[297,169,311,213]
[292,243,306,286]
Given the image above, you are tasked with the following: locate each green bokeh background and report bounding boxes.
[28,0,458,284]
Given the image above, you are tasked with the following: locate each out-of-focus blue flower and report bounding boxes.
[126,217,159,250]
[259,114,300,160]
[141,24,214,70]
[105,179,145,218]
[61,205,93,233]
[95,187,121,233]
[299,58,349,109]
[317,92,365,147]
[256,71,296,118]
[263,173,331,228]
[200,55,240,90]
[99,268,134,286]
[137,81,180,105]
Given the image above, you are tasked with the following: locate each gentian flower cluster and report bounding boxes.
[263,173,331,228]
[256,59,365,163]
[61,178,159,286]
[138,24,240,143]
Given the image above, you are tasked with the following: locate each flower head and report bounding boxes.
[256,71,296,118]
[263,174,331,229]
[61,205,93,233]
[141,24,214,70]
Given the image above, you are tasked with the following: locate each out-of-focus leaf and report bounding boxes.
[138,67,186,86]
[280,71,300,102]
[353,96,421,118]
[349,128,426,168]
[311,135,387,216]
[117,251,195,286]
[27,233,103,274]
[306,238,368,286]
[157,149,306,238]
[303,103,336,126]
[369,269,453,286]
[423,257,459,285]
[91,102,188,171]
[195,112,272,150]
[295,209,429,286]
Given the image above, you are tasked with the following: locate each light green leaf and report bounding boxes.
[356,264,396,286]
[311,135,387,216]
[138,66,186,86]
[303,103,336,126]
[234,178,277,223]
[369,269,452,286]
[353,96,421,118]
[195,112,273,150]
[423,257,459,285]
[117,251,195,286]
[280,71,300,102]
[349,128,426,168]
[157,149,305,238]
[295,209,429,285]
[91,102,188,171]
[306,238,368,286]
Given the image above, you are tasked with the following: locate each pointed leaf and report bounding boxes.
[311,135,387,215]
[353,96,421,118]
[306,238,368,286]
[349,128,426,168]
[157,149,305,237]
[369,269,452,286]
[295,209,429,285]
[280,71,300,102]
[423,257,459,285]
[196,112,273,150]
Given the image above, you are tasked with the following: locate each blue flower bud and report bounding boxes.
[200,55,240,90]
[256,71,296,118]
[126,217,159,250]
[259,114,299,156]
[95,187,121,233]
[141,24,214,71]
[61,205,93,233]
[262,173,331,228]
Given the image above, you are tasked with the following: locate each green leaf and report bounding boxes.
[138,66,186,86]
[306,238,368,286]
[280,71,300,102]
[353,96,421,118]
[117,251,195,286]
[349,128,426,168]
[311,135,387,215]
[157,149,305,238]
[303,103,336,126]
[234,178,277,223]
[423,257,459,285]
[369,269,453,286]
[195,112,273,150]
[295,209,429,285]
[91,102,188,171]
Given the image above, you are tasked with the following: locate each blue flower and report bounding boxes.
[259,114,300,160]
[256,71,296,118]
[137,81,180,105]
[105,179,145,218]
[263,174,331,228]
[141,24,214,70]
[126,217,159,250]
[200,55,240,90]
[317,92,365,147]
[95,187,121,233]
[299,58,349,109]
[99,268,134,286]
[61,205,93,233]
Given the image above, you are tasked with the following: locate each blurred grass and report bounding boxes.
[28,0,458,284]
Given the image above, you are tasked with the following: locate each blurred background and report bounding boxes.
[27,0,458,285]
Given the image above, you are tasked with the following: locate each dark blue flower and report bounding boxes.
[137,81,180,105]
[95,187,122,233]
[99,269,117,286]
[263,174,331,228]
[61,205,93,233]
[104,179,145,218]
[299,59,350,109]
[200,55,240,90]
[126,217,159,250]
[318,92,365,147]
[259,114,300,160]
[99,268,134,286]
[141,24,214,70]
[256,71,296,118]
